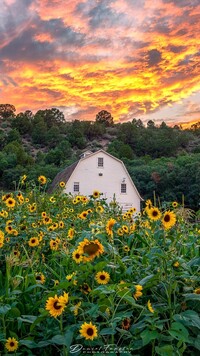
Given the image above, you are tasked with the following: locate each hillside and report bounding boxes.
[0,108,200,211]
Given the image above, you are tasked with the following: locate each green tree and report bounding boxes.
[108,140,134,159]
[6,128,22,144]
[0,104,16,119]
[34,108,65,128]
[11,111,33,134]
[95,110,114,127]
[3,141,33,166]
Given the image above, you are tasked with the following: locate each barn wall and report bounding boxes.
[64,151,141,212]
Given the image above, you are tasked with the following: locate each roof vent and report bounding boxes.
[80,150,92,159]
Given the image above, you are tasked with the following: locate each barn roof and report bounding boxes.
[48,161,78,193]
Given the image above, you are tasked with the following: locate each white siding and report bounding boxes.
[64,151,141,212]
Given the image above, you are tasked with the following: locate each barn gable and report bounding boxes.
[48,149,142,211]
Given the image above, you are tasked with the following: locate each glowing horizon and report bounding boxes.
[0,0,200,125]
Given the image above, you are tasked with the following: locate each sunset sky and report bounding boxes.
[0,0,200,125]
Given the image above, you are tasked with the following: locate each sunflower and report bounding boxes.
[147,207,161,221]
[28,237,40,247]
[13,250,20,257]
[5,197,16,209]
[2,193,13,201]
[41,211,47,218]
[58,292,69,307]
[81,196,88,204]
[72,250,83,263]
[80,283,91,294]
[45,295,65,318]
[122,212,128,220]
[49,196,56,203]
[106,218,116,237]
[130,224,136,233]
[80,321,98,341]
[145,199,152,210]
[121,317,131,330]
[172,201,178,208]
[117,228,124,236]
[66,272,76,282]
[50,239,59,251]
[122,225,129,234]
[133,285,143,300]
[5,225,13,234]
[59,181,66,188]
[73,301,81,316]
[123,245,130,252]
[21,174,27,184]
[173,261,180,268]
[59,221,64,228]
[79,210,88,220]
[28,203,37,213]
[0,209,8,218]
[12,229,18,236]
[68,227,75,239]
[129,207,137,214]
[35,273,46,284]
[162,211,176,229]
[0,241,4,248]
[93,190,100,199]
[147,300,154,313]
[194,288,200,294]
[95,271,110,285]
[5,337,19,352]
[96,205,104,213]
[77,238,104,262]
[38,175,47,185]
[43,216,52,224]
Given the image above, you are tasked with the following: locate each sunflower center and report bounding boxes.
[100,275,106,280]
[36,276,41,280]
[83,243,99,256]
[10,342,15,347]
[75,253,80,258]
[32,239,36,243]
[53,301,62,310]
[87,327,94,336]
[164,214,170,222]
[152,211,158,216]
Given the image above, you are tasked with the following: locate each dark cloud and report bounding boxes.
[154,19,171,34]
[168,45,186,53]
[0,16,87,62]
[147,49,162,67]
[0,28,56,61]
[162,0,199,7]
[175,28,188,36]
[85,1,128,29]
[59,73,74,81]
[41,18,86,46]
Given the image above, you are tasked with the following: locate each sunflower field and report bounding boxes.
[0,176,200,356]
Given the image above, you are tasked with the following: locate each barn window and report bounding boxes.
[98,157,104,167]
[73,182,80,192]
[121,183,127,194]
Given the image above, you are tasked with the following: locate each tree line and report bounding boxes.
[0,104,200,211]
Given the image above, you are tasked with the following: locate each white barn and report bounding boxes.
[48,150,142,211]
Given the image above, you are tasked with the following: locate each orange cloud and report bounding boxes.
[0,0,199,125]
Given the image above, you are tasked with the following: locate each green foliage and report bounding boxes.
[11,111,33,135]
[0,180,200,355]
[0,106,200,211]
[0,104,16,119]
